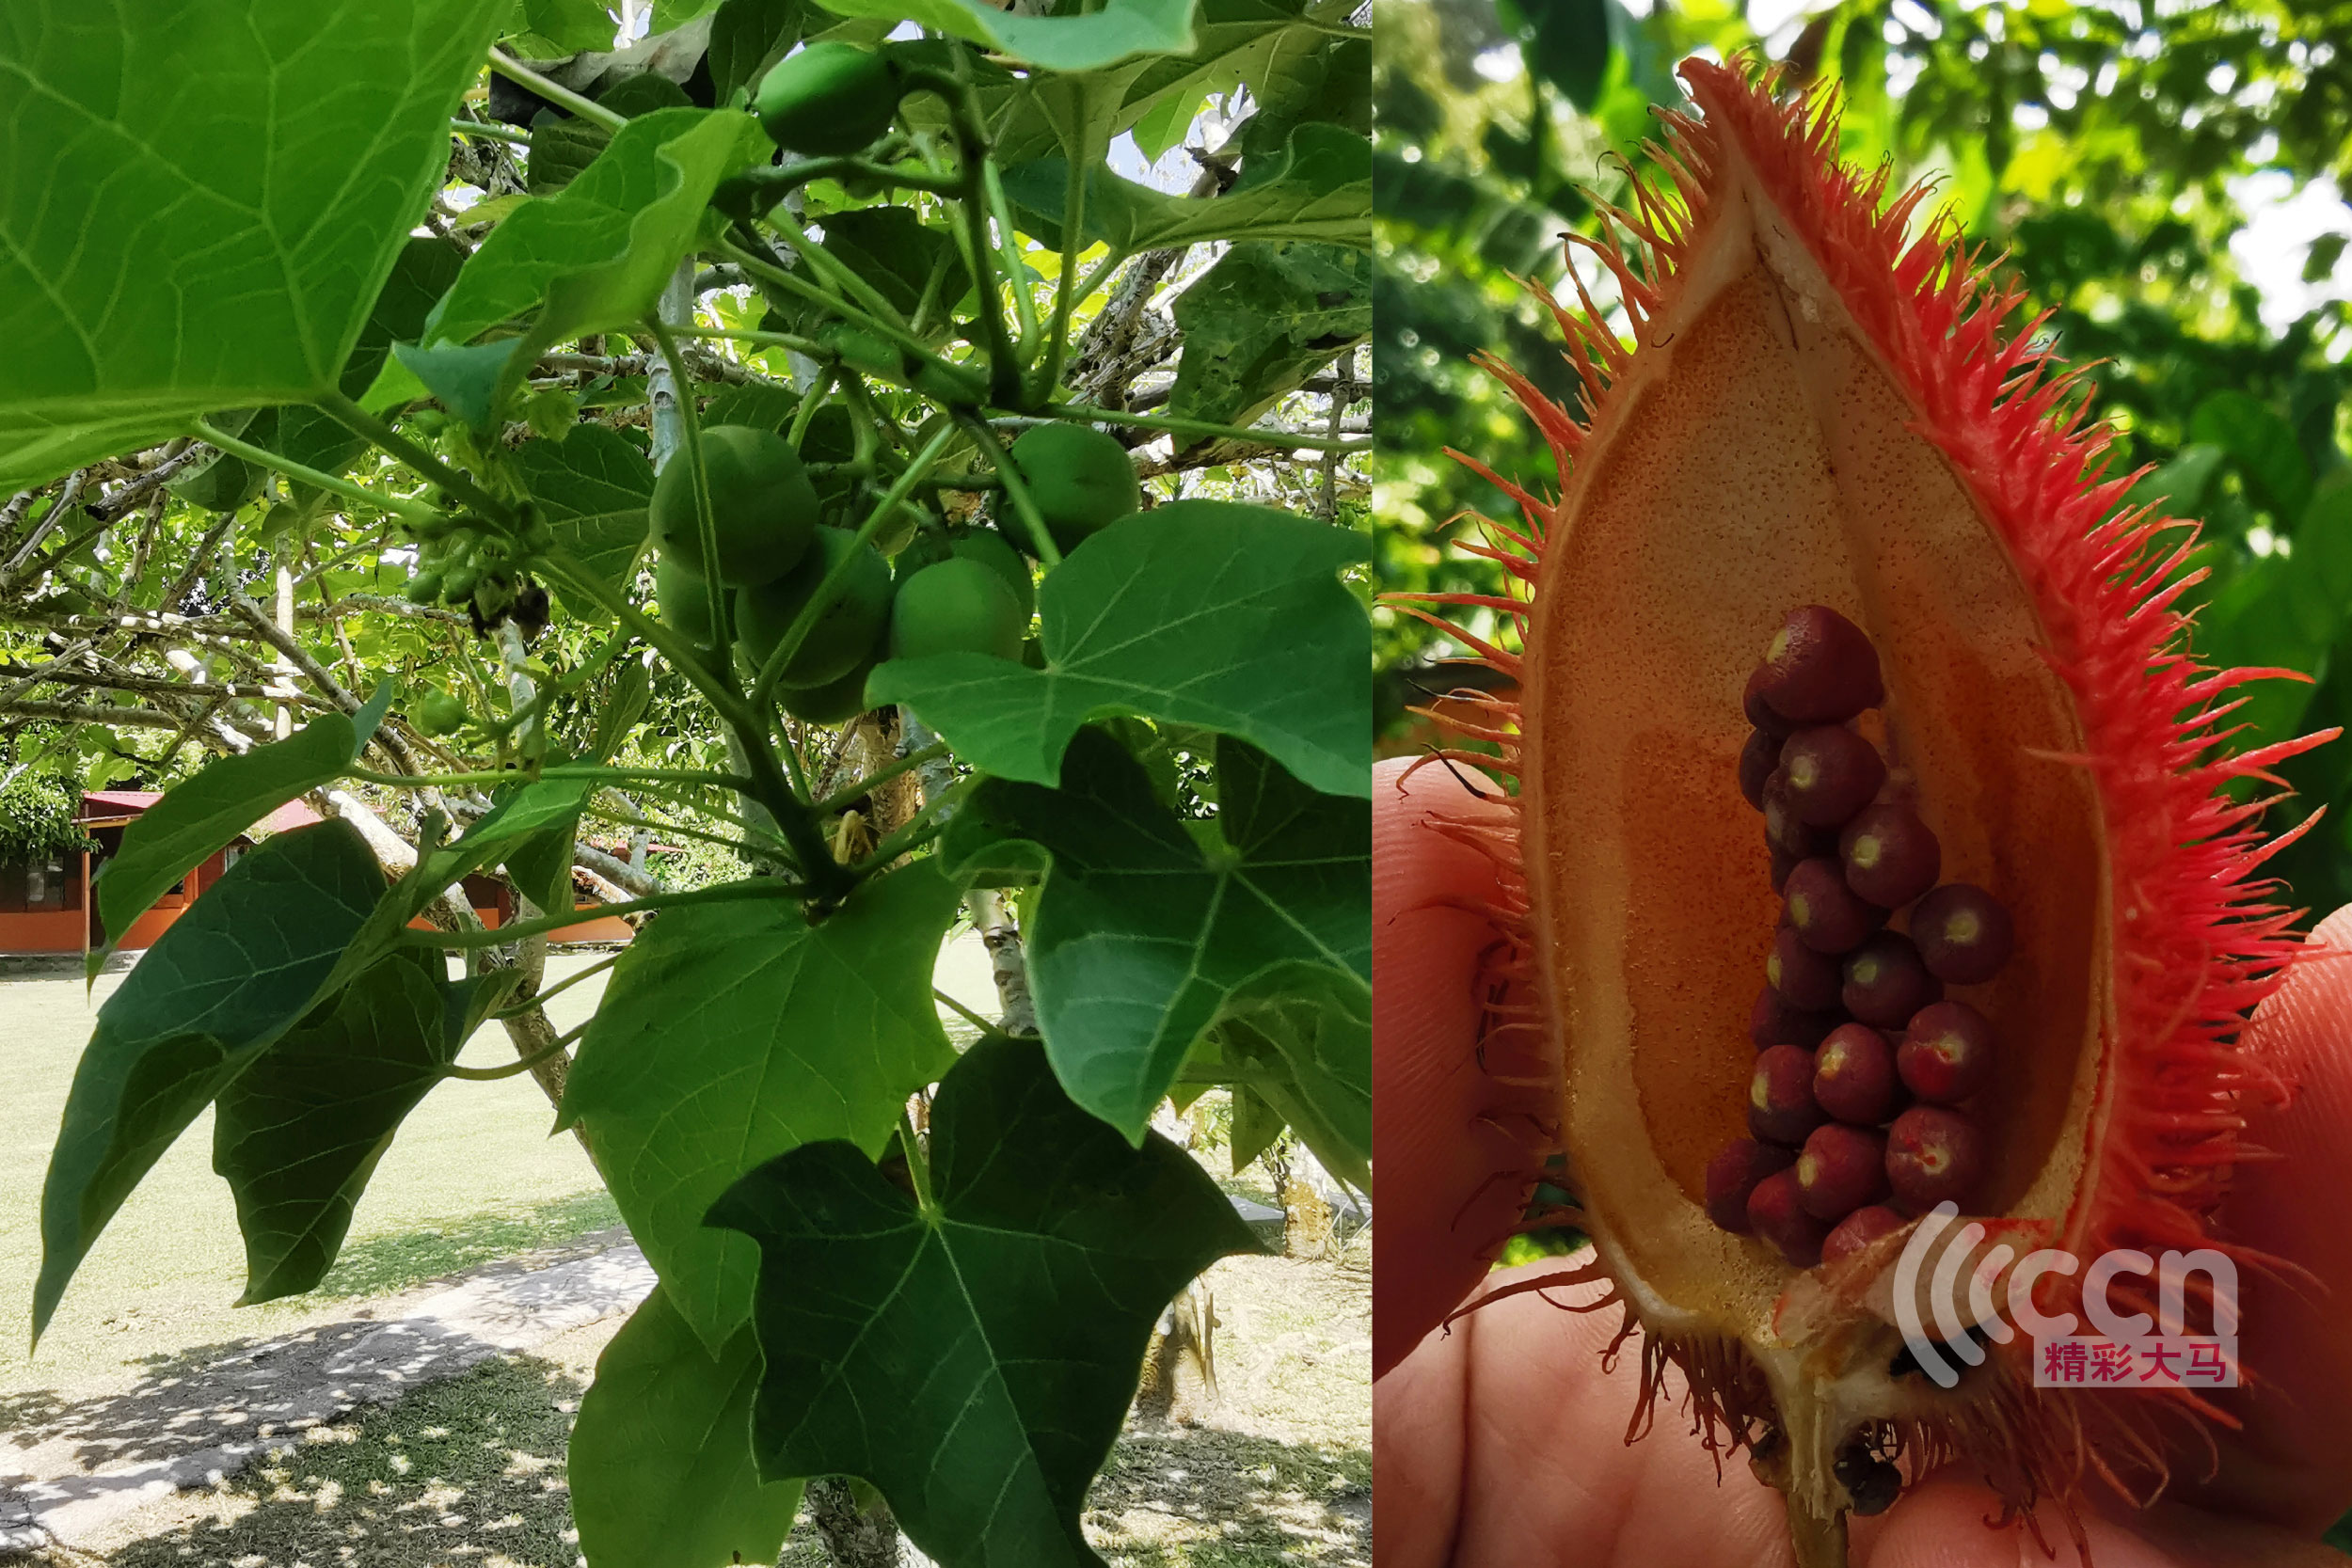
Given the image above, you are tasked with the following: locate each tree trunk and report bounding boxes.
[802,1479,905,1568]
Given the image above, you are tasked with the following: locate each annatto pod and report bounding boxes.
[1396,59,2336,1565]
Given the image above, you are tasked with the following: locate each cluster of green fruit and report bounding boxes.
[402,506,556,624]
[647,421,1139,723]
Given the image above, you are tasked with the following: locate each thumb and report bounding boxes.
[1372,753,1545,1378]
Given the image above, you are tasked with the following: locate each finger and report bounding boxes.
[1378,1259,1795,1568]
[1859,1475,2347,1567]
[2180,906,2352,1532]
[1373,754,1534,1378]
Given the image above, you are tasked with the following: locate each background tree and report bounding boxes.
[1375,0,2352,913]
[0,1,1372,1563]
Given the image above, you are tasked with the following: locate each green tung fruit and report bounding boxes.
[656,555,720,645]
[1006,423,1139,552]
[949,527,1035,618]
[889,559,1025,663]
[737,527,893,688]
[755,43,901,157]
[648,425,820,588]
[781,656,879,724]
[415,690,469,736]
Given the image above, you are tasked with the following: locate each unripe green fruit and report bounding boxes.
[1007,424,1138,552]
[415,690,469,736]
[780,657,878,724]
[889,559,1025,663]
[737,527,893,688]
[656,555,719,645]
[755,43,901,157]
[949,528,1034,618]
[405,566,447,604]
[648,425,820,588]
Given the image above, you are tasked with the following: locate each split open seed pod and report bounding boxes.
[1402,58,2337,1566]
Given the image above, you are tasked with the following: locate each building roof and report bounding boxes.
[75,790,165,819]
[75,791,324,839]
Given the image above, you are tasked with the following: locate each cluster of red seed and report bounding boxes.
[1704,607,2017,1268]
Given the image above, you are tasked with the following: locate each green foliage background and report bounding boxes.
[1374,0,2352,919]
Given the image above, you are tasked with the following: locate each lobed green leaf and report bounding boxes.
[562,859,962,1349]
[946,730,1369,1139]
[707,1036,1259,1568]
[869,499,1371,799]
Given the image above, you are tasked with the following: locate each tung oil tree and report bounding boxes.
[0,0,1372,1562]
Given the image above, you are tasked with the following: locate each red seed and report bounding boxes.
[1769,925,1843,1010]
[1756,605,1883,724]
[1778,725,1888,827]
[1899,1000,1996,1104]
[1739,728,1779,810]
[1885,1105,1986,1211]
[1751,986,1837,1049]
[1813,1022,1899,1125]
[1784,858,1885,955]
[1747,1167,1830,1267]
[1839,802,1943,909]
[1795,1123,1891,1220]
[1762,770,1837,861]
[1911,883,2015,985]
[1821,1204,1907,1264]
[1841,931,1944,1029]
[1750,1044,1826,1146]
[1706,1139,1796,1234]
[1743,665,1797,737]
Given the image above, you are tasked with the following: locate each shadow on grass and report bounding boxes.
[0,1193,627,1480]
[771,1428,1372,1568]
[309,1190,622,1300]
[98,1354,585,1568]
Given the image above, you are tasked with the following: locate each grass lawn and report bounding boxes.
[1,951,623,1401]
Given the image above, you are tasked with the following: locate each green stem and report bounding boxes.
[489,951,622,1018]
[749,421,961,710]
[187,420,435,523]
[1033,150,1089,401]
[724,158,958,201]
[405,877,811,950]
[767,205,914,335]
[900,65,1025,407]
[451,118,533,146]
[319,391,518,520]
[933,989,995,1035]
[957,413,1061,566]
[1019,402,1365,453]
[898,1108,935,1211]
[648,317,736,664]
[348,765,756,792]
[788,368,836,446]
[581,803,771,859]
[538,548,850,897]
[486,47,627,133]
[814,740,948,815]
[716,239,945,383]
[983,158,1041,349]
[444,1022,586,1080]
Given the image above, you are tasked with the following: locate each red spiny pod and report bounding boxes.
[1391,56,2335,1566]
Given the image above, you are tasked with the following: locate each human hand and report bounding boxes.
[1371,753,2352,1566]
